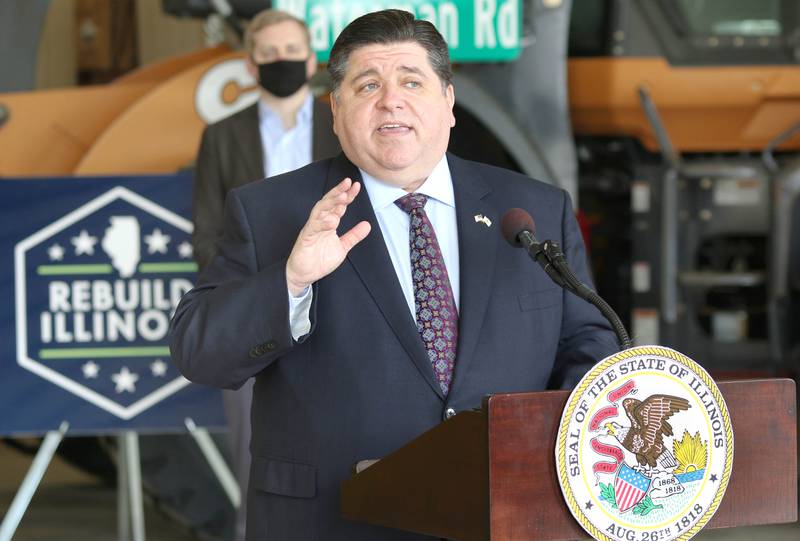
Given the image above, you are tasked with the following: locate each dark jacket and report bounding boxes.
[192,98,340,270]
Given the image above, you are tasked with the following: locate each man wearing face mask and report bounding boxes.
[191,9,339,541]
[194,9,340,270]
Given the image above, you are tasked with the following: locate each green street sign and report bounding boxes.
[273,0,522,62]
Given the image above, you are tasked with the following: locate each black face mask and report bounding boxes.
[256,59,308,98]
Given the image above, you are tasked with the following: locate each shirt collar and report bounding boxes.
[360,155,455,212]
[257,92,313,132]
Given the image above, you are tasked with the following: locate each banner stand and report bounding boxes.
[185,417,241,508]
[0,423,238,541]
[118,431,145,541]
[0,421,70,541]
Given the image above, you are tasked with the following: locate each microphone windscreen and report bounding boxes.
[500,208,536,247]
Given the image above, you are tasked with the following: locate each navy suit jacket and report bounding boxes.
[170,152,617,540]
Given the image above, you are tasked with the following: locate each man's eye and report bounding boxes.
[360,82,379,92]
[404,81,421,88]
[258,48,277,59]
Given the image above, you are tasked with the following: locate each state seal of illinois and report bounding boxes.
[555,346,733,541]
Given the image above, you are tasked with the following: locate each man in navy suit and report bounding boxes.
[170,9,617,540]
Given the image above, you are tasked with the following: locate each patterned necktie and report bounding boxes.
[395,193,458,396]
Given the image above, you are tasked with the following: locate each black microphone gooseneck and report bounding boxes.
[500,209,632,350]
[516,230,568,289]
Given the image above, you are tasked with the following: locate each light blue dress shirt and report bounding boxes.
[359,155,460,316]
[258,94,313,178]
[288,156,460,339]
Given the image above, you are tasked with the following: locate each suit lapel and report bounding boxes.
[232,103,264,180]
[328,155,444,400]
[447,154,499,398]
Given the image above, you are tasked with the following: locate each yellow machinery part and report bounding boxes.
[569,57,800,152]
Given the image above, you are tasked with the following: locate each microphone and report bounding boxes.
[500,208,631,350]
[500,209,567,287]
[500,208,536,248]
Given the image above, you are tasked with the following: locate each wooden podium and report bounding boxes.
[341,379,797,540]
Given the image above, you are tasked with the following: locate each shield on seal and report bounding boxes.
[614,463,651,512]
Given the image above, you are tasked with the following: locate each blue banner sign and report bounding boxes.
[0,174,224,435]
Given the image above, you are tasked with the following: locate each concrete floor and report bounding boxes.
[0,440,797,540]
[0,439,198,541]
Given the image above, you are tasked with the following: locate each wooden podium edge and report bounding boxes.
[341,410,490,540]
[708,378,797,529]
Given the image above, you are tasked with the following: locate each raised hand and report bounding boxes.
[286,178,371,296]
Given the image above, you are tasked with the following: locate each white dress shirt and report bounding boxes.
[258,94,313,178]
[288,156,460,340]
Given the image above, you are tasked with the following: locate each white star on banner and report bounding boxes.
[71,230,98,256]
[177,241,193,259]
[144,228,171,254]
[47,243,65,261]
[150,359,168,377]
[82,361,99,379]
[111,366,139,393]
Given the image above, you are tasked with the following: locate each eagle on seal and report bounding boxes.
[605,394,690,471]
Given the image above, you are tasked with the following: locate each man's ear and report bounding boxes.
[245,55,258,81]
[330,94,339,135]
[306,51,318,78]
[446,84,456,127]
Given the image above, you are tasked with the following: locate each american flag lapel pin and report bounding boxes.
[474,214,492,227]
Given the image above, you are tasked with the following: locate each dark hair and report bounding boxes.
[328,9,452,96]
